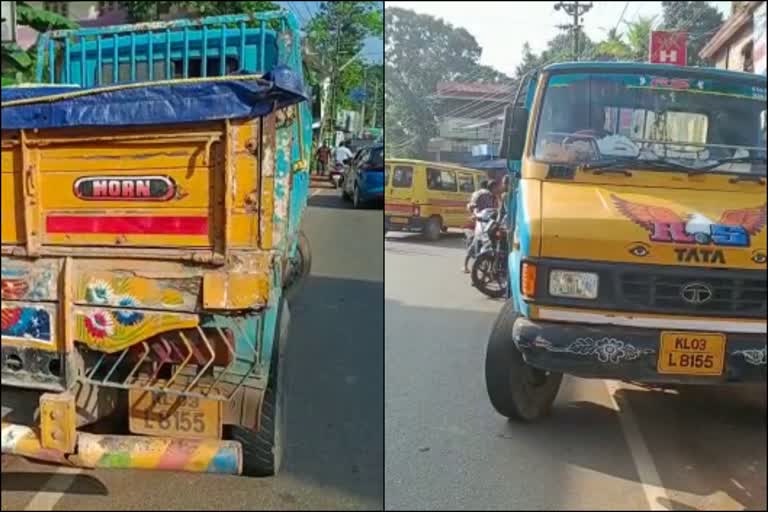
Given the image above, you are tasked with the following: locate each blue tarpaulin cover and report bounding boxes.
[1,66,307,130]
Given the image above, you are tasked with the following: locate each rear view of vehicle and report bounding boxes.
[1,12,312,476]
[343,143,384,208]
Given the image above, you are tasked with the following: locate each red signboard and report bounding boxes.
[649,31,688,66]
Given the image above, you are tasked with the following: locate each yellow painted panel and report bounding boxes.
[539,181,766,269]
[37,143,209,172]
[202,271,269,309]
[0,143,20,173]
[1,172,22,244]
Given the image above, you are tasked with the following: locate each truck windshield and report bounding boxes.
[533,72,767,176]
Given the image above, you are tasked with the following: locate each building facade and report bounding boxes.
[428,80,514,165]
[700,0,766,75]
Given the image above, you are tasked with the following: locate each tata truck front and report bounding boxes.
[486,62,767,421]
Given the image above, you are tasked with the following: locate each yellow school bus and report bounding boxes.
[384,159,487,240]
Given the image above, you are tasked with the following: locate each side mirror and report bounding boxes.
[499,105,528,160]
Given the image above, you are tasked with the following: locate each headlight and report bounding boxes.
[548,270,599,299]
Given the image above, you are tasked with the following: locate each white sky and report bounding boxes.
[386,1,731,76]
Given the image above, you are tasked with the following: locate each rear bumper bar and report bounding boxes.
[1,422,242,475]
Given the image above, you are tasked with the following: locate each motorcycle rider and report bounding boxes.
[335,141,354,167]
[463,179,498,273]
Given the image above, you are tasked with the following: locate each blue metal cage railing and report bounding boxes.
[36,11,301,87]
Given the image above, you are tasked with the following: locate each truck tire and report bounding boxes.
[423,217,442,241]
[284,230,311,301]
[228,299,288,476]
[485,300,562,421]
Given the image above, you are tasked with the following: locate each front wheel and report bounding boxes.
[485,300,563,421]
[471,252,507,299]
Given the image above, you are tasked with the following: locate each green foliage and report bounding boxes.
[119,1,280,23]
[16,3,78,32]
[306,1,382,137]
[660,1,724,66]
[385,7,512,158]
[2,3,79,85]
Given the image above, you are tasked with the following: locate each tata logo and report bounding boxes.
[612,195,766,249]
[74,176,176,201]
[679,282,713,305]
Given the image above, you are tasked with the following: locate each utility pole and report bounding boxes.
[359,66,367,137]
[328,19,343,146]
[555,1,593,61]
[370,77,379,129]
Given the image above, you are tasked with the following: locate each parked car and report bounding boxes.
[342,143,384,208]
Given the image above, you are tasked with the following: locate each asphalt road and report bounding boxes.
[384,231,766,511]
[1,188,384,511]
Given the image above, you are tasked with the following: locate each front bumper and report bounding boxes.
[513,318,767,384]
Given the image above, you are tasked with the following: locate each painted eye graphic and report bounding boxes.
[629,243,650,257]
[752,251,767,264]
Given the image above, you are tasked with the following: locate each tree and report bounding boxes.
[622,16,655,62]
[592,28,633,61]
[515,42,543,78]
[1,2,78,85]
[119,2,280,23]
[305,1,382,142]
[385,7,511,158]
[660,1,724,67]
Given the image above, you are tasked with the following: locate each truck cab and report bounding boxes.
[486,62,767,421]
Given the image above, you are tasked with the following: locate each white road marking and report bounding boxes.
[24,466,82,511]
[604,380,671,511]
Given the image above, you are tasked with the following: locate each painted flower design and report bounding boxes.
[86,280,114,305]
[114,296,144,326]
[594,338,627,364]
[84,310,115,339]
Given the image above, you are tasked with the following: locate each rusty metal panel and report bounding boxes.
[74,269,201,313]
[259,114,276,250]
[40,391,77,453]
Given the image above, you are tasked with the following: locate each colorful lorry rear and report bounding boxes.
[1,12,312,476]
[486,62,767,421]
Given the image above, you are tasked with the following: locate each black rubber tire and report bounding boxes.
[228,299,288,476]
[423,217,442,241]
[471,252,507,299]
[352,184,362,209]
[341,182,351,200]
[485,300,563,421]
[283,230,312,301]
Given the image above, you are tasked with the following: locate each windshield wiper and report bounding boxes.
[580,158,700,174]
[698,156,767,171]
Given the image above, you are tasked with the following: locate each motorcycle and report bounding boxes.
[470,208,509,299]
[330,162,345,189]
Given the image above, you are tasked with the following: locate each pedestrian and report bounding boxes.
[315,142,331,176]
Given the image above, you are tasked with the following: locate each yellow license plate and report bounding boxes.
[389,217,408,224]
[128,389,221,439]
[657,331,726,376]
